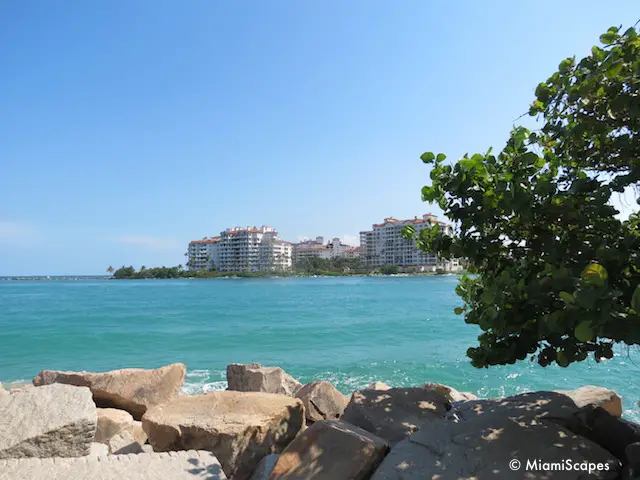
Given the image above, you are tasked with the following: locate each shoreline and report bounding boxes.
[0,272,465,281]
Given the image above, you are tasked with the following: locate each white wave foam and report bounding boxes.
[182,369,227,396]
[182,381,227,396]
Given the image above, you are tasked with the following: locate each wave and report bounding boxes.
[182,369,227,395]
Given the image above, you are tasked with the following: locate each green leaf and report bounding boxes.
[606,62,623,78]
[556,351,570,367]
[581,263,608,287]
[454,307,464,315]
[559,58,573,73]
[559,291,575,304]
[535,83,550,101]
[632,285,640,311]
[436,153,446,163]
[600,32,618,44]
[420,152,435,163]
[575,321,595,342]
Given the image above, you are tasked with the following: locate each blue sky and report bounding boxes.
[1,1,638,275]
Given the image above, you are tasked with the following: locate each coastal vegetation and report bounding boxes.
[406,26,640,368]
[109,258,417,279]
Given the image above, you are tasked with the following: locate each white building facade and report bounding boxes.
[188,226,292,272]
[359,214,461,272]
[187,237,220,271]
[292,236,360,265]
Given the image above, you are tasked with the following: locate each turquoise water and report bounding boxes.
[1,276,638,421]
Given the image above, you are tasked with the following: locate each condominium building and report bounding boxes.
[186,237,220,271]
[359,214,461,271]
[292,237,360,265]
[292,237,330,263]
[188,226,292,272]
[343,246,361,259]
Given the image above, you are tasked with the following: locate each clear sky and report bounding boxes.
[1,1,638,275]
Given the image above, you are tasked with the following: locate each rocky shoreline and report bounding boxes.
[1,362,639,479]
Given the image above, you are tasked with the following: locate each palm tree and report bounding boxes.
[107,266,114,276]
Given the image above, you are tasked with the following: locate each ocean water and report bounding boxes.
[1,276,638,421]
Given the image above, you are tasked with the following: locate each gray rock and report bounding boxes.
[142,390,305,480]
[270,420,389,480]
[33,363,186,420]
[0,383,96,459]
[89,442,109,457]
[555,405,640,462]
[108,431,144,455]
[371,391,620,480]
[556,385,623,417]
[250,454,279,480]
[342,387,451,446]
[295,381,349,422]
[96,408,147,445]
[0,450,227,480]
[623,442,640,480]
[449,390,580,422]
[226,363,302,396]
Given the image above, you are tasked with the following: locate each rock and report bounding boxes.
[422,382,478,402]
[372,392,620,480]
[623,442,640,480]
[33,363,186,420]
[142,444,154,453]
[0,450,228,480]
[270,420,389,480]
[89,442,109,457]
[0,383,96,459]
[142,390,305,480]
[251,454,279,480]
[342,387,451,446]
[96,408,147,445]
[108,431,144,455]
[9,385,34,394]
[556,385,623,418]
[226,363,302,396]
[555,406,640,462]
[365,382,391,391]
[448,390,581,422]
[295,381,349,422]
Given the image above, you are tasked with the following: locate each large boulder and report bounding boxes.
[372,391,621,480]
[554,405,640,464]
[371,412,620,479]
[142,390,305,480]
[270,420,389,480]
[0,450,228,480]
[226,363,302,396]
[556,385,623,418]
[108,431,144,455]
[448,391,581,423]
[295,381,349,423]
[33,363,186,419]
[365,382,391,391]
[0,383,96,459]
[342,387,452,446]
[423,382,478,402]
[89,442,108,457]
[95,408,147,445]
[251,454,279,480]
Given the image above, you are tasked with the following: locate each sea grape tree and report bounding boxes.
[405,26,640,368]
